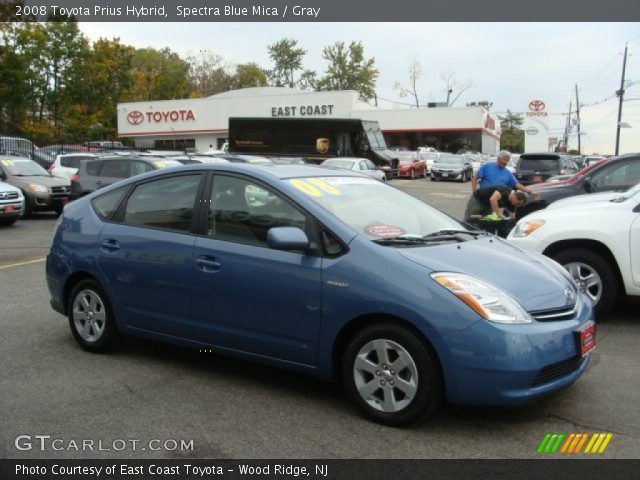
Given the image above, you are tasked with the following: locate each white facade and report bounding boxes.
[117,87,501,154]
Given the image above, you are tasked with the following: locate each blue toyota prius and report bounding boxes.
[46,164,595,426]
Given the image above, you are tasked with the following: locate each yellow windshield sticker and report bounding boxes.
[289,179,322,197]
[153,161,166,168]
[1,160,14,166]
[307,178,341,196]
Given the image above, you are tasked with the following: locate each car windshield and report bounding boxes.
[1,158,49,176]
[437,155,466,165]
[289,176,464,240]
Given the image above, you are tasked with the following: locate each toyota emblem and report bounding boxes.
[127,111,144,125]
[529,100,546,112]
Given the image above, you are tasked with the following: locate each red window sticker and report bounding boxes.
[364,225,406,238]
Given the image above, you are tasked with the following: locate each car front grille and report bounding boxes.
[530,304,578,321]
[531,356,583,387]
[51,186,70,198]
[0,191,19,200]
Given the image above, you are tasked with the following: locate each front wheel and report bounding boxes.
[341,323,443,427]
[68,279,120,352]
[552,249,619,316]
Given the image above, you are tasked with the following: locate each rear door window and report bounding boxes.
[99,160,130,178]
[519,158,559,171]
[85,160,103,175]
[123,174,202,232]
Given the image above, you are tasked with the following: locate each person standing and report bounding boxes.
[472,150,540,200]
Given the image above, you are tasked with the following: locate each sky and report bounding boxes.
[79,22,640,155]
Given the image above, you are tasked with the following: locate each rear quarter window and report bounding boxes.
[85,161,103,176]
[91,187,127,221]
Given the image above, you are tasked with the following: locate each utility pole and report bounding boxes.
[575,84,581,155]
[615,45,628,156]
[563,100,572,152]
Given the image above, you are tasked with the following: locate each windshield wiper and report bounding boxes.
[423,229,487,238]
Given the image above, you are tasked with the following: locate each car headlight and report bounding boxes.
[431,272,532,324]
[512,219,545,237]
[27,183,48,193]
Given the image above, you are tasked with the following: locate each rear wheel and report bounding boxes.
[20,194,32,218]
[341,323,443,426]
[552,248,619,316]
[68,279,120,352]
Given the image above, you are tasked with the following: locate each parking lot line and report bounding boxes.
[0,257,46,270]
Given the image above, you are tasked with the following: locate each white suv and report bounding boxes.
[508,183,640,315]
[48,153,96,180]
[0,181,24,225]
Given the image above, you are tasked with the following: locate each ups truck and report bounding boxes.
[228,117,399,177]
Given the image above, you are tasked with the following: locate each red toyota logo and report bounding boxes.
[127,111,144,125]
[529,100,546,112]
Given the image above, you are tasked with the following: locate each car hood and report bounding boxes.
[0,180,21,193]
[547,190,623,210]
[398,237,575,312]
[9,175,70,187]
[530,180,575,191]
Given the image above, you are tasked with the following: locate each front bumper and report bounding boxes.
[27,192,69,212]
[430,292,595,406]
[431,170,463,180]
[0,200,23,218]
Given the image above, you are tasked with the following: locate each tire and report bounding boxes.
[54,206,64,216]
[341,322,443,427]
[20,194,32,219]
[68,279,120,352]
[552,248,619,316]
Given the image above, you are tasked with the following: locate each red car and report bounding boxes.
[396,152,427,179]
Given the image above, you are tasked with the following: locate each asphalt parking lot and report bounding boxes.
[1,178,639,459]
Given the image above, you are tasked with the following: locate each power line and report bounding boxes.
[577,51,621,88]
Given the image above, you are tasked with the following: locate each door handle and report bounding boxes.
[196,256,221,272]
[95,180,103,185]
[100,239,120,252]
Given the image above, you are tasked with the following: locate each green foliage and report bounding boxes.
[266,38,314,89]
[316,41,378,101]
[186,49,233,97]
[498,110,525,152]
[232,63,268,89]
[128,47,190,102]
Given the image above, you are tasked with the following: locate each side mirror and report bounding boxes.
[583,178,593,192]
[267,227,310,251]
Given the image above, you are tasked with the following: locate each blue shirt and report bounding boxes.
[476,162,517,189]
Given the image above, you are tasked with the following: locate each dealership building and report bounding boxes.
[117,87,501,154]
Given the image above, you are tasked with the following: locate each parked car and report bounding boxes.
[169,155,230,165]
[47,163,595,426]
[418,152,440,173]
[515,153,579,185]
[49,153,97,180]
[40,144,99,156]
[395,152,427,179]
[508,182,640,315]
[319,157,386,181]
[0,180,24,225]
[583,155,604,168]
[0,155,70,217]
[0,136,34,158]
[430,154,473,182]
[69,155,183,199]
[84,140,125,150]
[529,154,640,205]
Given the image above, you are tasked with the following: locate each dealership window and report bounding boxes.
[152,139,196,150]
[209,175,306,246]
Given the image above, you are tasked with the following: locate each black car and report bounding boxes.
[529,153,640,204]
[515,153,579,185]
[70,156,183,199]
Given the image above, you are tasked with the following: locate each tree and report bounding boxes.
[393,58,425,107]
[185,49,234,97]
[128,47,190,102]
[266,38,313,89]
[316,41,378,101]
[498,110,524,152]
[441,68,473,106]
[231,63,268,89]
